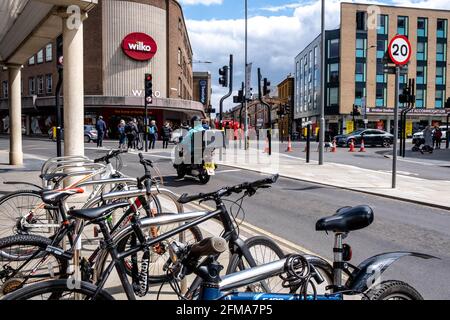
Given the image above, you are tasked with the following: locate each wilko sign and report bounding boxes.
[122,33,158,61]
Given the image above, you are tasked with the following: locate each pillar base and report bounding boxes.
[9,151,23,166]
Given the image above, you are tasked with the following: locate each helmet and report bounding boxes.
[190,115,201,127]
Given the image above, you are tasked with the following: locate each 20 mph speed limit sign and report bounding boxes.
[388,35,412,66]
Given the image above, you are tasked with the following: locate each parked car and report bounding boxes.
[412,125,448,145]
[48,125,98,143]
[335,129,394,148]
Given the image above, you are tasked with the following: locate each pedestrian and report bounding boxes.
[96,116,107,148]
[147,120,158,150]
[421,125,433,154]
[434,127,443,149]
[202,119,210,130]
[118,119,126,150]
[161,122,173,149]
[125,119,137,150]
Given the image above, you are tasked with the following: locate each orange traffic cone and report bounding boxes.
[263,138,269,153]
[286,137,293,152]
[331,139,337,153]
[359,139,366,152]
[348,140,355,152]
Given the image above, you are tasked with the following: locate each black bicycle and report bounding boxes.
[3,176,289,300]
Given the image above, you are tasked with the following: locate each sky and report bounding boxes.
[178,0,450,112]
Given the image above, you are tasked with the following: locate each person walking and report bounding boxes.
[161,122,172,149]
[96,116,107,148]
[434,127,443,150]
[125,119,138,150]
[118,120,126,150]
[147,120,158,150]
[421,125,433,154]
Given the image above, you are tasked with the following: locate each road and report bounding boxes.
[1,137,450,300]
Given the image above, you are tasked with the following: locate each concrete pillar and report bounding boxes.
[386,118,392,133]
[62,14,85,157]
[8,65,23,165]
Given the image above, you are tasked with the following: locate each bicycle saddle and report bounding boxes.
[41,188,84,205]
[315,205,374,233]
[68,202,129,222]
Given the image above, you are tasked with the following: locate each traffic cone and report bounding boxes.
[349,140,355,152]
[263,138,269,153]
[331,139,337,153]
[359,139,366,152]
[286,137,293,152]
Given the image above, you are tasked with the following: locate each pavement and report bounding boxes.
[215,140,450,210]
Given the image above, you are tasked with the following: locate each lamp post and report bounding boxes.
[363,45,377,129]
[244,0,249,150]
[319,0,325,165]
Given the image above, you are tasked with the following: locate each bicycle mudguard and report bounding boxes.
[346,252,438,293]
[3,181,42,190]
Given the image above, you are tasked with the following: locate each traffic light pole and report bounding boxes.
[392,66,400,189]
[55,68,63,157]
[219,54,233,129]
[258,68,271,156]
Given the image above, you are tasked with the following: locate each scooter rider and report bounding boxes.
[179,115,205,162]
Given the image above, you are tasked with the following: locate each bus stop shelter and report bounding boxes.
[0,0,97,165]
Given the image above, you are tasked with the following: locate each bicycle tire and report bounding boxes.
[0,190,58,238]
[362,280,423,300]
[2,279,114,300]
[226,236,285,293]
[0,234,69,295]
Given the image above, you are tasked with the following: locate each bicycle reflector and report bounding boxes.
[343,244,352,262]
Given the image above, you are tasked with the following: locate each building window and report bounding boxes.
[436,89,445,108]
[376,87,386,107]
[314,46,319,66]
[46,74,52,94]
[28,56,35,65]
[178,18,182,30]
[436,66,446,85]
[177,48,181,66]
[417,18,428,37]
[37,49,44,64]
[45,44,52,62]
[437,19,448,38]
[29,77,35,95]
[416,66,427,85]
[328,39,339,58]
[377,15,388,35]
[2,81,8,98]
[355,87,366,106]
[327,87,338,107]
[397,16,408,36]
[376,63,386,83]
[416,89,426,108]
[178,78,182,97]
[377,39,387,59]
[37,76,44,95]
[356,38,366,58]
[328,63,339,83]
[356,11,367,31]
[355,62,366,82]
[417,42,427,61]
[437,43,447,62]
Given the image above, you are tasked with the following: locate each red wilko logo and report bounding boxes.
[122,32,158,61]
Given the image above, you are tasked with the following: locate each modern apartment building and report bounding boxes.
[295,2,450,135]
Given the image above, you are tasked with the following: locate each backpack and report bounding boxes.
[148,126,156,135]
[124,124,132,134]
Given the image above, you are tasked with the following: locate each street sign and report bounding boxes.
[388,35,412,66]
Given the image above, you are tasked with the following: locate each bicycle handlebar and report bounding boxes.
[177,174,279,204]
[94,149,127,164]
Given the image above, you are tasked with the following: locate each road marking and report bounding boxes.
[378,170,419,176]
[216,169,242,174]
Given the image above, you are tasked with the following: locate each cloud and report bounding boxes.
[186,0,450,111]
[260,2,304,13]
[179,0,223,6]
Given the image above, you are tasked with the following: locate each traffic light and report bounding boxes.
[145,73,153,104]
[219,66,229,88]
[263,78,271,96]
[233,89,244,104]
[352,105,361,116]
[399,87,410,104]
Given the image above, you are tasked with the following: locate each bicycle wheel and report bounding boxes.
[363,280,423,300]
[0,190,58,238]
[0,235,68,295]
[2,279,114,300]
[226,236,286,293]
[117,213,203,283]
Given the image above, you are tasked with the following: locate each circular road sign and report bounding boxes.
[388,35,412,66]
